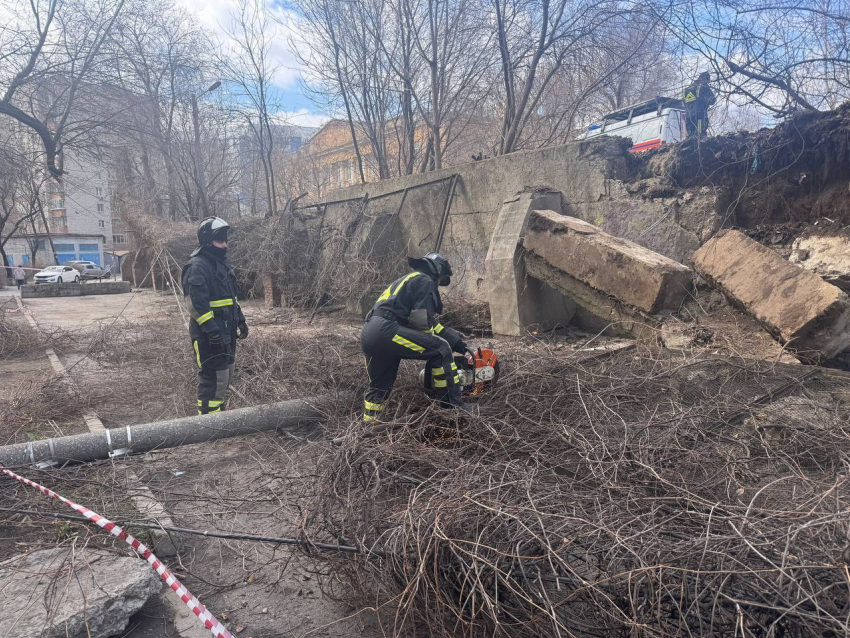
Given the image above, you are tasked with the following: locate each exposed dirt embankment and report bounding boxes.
[625,102,850,228]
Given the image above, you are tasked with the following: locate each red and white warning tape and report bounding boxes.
[0,465,234,638]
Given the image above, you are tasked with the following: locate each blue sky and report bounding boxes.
[178,0,330,128]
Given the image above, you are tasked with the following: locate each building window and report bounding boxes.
[54,243,75,252]
[98,220,105,228]
[51,217,67,228]
[112,234,126,245]
[97,203,104,212]
[79,243,99,251]
[51,199,65,210]
[95,187,103,197]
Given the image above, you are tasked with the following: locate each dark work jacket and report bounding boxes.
[370,270,463,349]
[181,247,244,344]
[682,82,716,115]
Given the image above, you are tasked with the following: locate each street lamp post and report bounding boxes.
[191,81,221,220]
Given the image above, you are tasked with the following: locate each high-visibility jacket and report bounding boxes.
[369,270,463,349]
[181,247,244,344]
[682,82,716,114]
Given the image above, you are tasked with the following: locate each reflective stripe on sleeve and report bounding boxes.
[431,367,445,375]
[377,272,422,303]
[196,311,214,324]
[209,298,234,308]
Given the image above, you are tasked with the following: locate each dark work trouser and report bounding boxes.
[191,333,236,415]
[685,109,708,138]
[360,316,462,421]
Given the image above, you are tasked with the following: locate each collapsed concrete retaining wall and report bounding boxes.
[21,281,131,298]
[304,138,720,310]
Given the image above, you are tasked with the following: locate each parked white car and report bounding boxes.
[33,265,80,284]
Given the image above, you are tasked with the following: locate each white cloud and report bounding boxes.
[176,0,307,90]
[273,109,331,128]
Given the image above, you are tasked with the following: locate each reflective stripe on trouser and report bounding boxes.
[361,316,463,410]
[431,361,457,388]
[198,365,234,414]
[363,399,384,423]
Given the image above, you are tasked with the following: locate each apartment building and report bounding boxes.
[3,150,113,269]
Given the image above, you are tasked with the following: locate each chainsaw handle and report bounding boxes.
[465,347,477,363]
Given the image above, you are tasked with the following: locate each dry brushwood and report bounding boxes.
[305,344,850,638]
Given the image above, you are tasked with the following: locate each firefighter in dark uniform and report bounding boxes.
[181,217,248,415]
[361,253,472,421]
[682,71,716,138]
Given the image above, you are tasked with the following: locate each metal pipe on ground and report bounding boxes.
[0,394,343,468]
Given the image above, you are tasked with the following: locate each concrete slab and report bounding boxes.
[524,253,660,340]
[484,192,576,335]
[523,210,693,313]
[0,548,161,638]
[691,229,850,361]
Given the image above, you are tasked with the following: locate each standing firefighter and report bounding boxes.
[682,71,716,138]
[361,253,473,422]
[181,217,248,415]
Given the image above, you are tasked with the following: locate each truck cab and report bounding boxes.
[576,96,686,152]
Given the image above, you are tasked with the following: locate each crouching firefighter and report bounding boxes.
[181,217,248,415]
[361,253,473,422]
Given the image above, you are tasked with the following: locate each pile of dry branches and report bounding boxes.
[307,345,850,637]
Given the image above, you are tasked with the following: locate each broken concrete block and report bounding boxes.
[524,253,659,340]
[485,193,576,335]
[0,547,161,638]
[691,229,850,361]
[523,210,693,313]
[789,233,850,293]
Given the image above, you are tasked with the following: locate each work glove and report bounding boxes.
[237,321,249,340]
[452,339,468,355]
[208,329,225,354]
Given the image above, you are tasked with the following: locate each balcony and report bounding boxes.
[50,199,66,211]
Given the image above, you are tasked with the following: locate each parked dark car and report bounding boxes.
[66,261,112,280]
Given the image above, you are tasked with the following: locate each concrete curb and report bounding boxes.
[22,281,131,298]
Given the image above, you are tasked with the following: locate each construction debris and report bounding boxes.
[692,229,850,361]
[523,210,693,313]
[0,548,161,638]
[789,230,850,292]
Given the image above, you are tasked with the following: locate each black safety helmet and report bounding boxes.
[698,71,710,83]
[197,216,230,246]
[408,252,453,285]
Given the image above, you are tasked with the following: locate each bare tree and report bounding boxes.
[0,0,127,176]
[662,0,850,116]
[221,0,282,217]
[0,135,48,271]
[401,0,494,170]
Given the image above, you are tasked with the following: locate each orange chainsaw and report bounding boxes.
[421,347,500,397]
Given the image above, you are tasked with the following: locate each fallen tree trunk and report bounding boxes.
[0,394,341,468]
